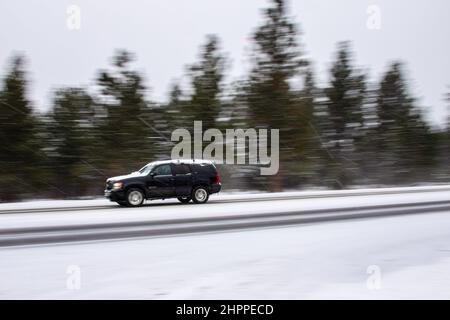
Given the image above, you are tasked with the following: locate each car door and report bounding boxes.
[171,163,193,196]
[146,164,175,198]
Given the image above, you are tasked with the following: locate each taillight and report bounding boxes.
[216,173,220,185]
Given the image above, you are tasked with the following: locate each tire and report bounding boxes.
[191,186,209,204]
[125,188,145,207]
[177,197,191,204]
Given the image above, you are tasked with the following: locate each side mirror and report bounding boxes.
[150,172,156,177]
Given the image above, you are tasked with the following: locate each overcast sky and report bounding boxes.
[1,0,449,127]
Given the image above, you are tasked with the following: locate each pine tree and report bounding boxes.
[355,80,381,185]
[152,82,189,160]
[187,35,226,132]
[446,90,450,180]
[0,56,43,200]
[96,50,155,175]
[300,67,329,186]
[323,42,366,188]
[374,62,435,184]
[45,88,97,197]
[447,89,450,147]
[432,88,450,182]
[244,0,308,191]
[165,82,189,132]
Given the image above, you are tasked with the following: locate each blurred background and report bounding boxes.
[0,0,449,201]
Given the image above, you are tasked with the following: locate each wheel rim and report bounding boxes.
[128,191,143,206]
[195,189,207,202]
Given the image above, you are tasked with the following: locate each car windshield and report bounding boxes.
[138,163,155,175]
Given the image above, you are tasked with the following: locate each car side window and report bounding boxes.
[153,164,172,176]
[192,164,215,175]
[172,164,191,175]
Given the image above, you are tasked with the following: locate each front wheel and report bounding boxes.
[192,186,209,204]
[125,188,145,207]
[177,197,191,204]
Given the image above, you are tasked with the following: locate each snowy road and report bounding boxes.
[1,200,450,247]
[1,186,450,299]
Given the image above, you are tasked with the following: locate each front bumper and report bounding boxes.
[104,189,126,202]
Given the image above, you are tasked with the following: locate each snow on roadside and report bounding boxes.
[0,188,449,231]
[0,190,448,231]
[1,184,449,211]
[1,210,450,299]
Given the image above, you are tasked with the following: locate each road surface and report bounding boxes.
[0,186,449,299]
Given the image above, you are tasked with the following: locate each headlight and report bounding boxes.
[113,182,123,190]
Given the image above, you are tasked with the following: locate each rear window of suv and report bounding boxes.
[172,164,191,175]
[191,163,216,176]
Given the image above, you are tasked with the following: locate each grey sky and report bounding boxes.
[1,0,449,127]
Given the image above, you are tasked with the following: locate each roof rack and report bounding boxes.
[145,159,215,166]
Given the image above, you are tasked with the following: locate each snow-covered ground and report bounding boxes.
[1,186,450,299]
[1,185,449,211]
[1,210,450,299]
[0,187,449,231]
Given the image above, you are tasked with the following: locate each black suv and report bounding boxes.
[104,160,221,207]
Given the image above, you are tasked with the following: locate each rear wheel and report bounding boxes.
[192,186,209,204]
[126,188,144,207]
[177,197,191,204]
